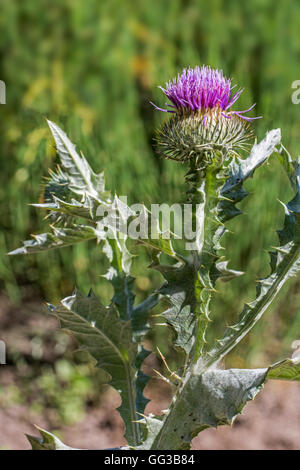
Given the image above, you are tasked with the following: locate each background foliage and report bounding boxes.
[1,0,300,373]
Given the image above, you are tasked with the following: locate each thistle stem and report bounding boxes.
[185,154,226,362]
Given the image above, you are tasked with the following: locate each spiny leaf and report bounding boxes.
[150,367,268,450]
[8,225,97,255]
[200,143,300,372]
[135,347,152,415]
[136,414,165,450]
[47,120,107,199]
[26,427,81,450]
[153,260,198,356]
[27,427,128,450]
[101,196,136,317]
[149,352,300,450]
[215,128,282,274]
[41,121,110,225]
[220,128,282,222]
[10,121,113,255]
[132,295,159,415]
[267,357,300,381]
[34,194,105,222]
[131,294,159,342]
[50,289,139,446]
[213,260,244,283]
[103,236,135,322]
[42,167,76,225]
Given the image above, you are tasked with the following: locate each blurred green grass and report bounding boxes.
[1,0,300,364]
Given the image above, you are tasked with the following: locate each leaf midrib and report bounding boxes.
[48,121,98,199]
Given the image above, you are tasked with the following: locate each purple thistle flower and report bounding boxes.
[151,66,261,122]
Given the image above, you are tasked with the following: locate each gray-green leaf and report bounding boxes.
[8,225,97,255]
[150,367,267,450]
[27,427,81,450]
[50,289,140,446]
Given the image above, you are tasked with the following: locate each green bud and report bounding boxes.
[155,108,253,169]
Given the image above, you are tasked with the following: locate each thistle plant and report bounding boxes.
[10,65,300,451]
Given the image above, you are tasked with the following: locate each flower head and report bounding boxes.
[153,66,261,166]
[152,65,260,122]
